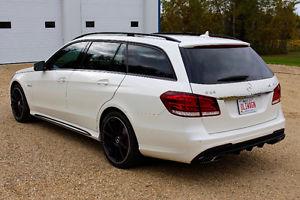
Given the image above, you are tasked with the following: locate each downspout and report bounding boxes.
[158,0,161,33]
[80,0,83,34]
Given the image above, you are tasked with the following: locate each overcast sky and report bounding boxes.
[296,4,300,15]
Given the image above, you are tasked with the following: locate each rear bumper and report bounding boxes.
[138,110,285,163]
[192,129,285,163]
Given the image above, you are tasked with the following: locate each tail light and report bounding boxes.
[160,91,220,117]
[272,84,281,105]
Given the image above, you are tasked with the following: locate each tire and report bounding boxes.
[10,84,31,123]
[100,111,141,169]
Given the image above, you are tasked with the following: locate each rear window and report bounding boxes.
[180,46,274,84]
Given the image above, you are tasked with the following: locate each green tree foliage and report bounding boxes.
[161,0,299,54]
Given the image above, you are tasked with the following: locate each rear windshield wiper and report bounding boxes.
[217,75,249,82]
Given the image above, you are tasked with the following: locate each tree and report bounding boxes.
[160,0,299,54]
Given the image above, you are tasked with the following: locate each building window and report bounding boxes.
[45,21,55,28]
[131,21,139,27]
[86,21,95,28]
[0,22,11,29]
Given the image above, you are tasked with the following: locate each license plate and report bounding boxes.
[237,97,257,115]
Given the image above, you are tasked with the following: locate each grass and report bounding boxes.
[262,51,300,67]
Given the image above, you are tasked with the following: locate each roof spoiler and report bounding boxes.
[153,32,241,41]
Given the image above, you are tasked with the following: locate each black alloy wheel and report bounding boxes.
[101,111,140,168]
[11,84,31,122]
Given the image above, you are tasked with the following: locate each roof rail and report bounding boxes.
[73,32,180,42]
[154,32,240,41]
[153,32,200,36]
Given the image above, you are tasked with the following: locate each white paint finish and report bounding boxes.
[0,0,63,63]
[66,71,126,134]
[28,70,74,120]
[62,0,82,43]
[190,77,280,134]
[77,34,249,50]
[166,35,250,48]
[81,0,144,34]
[0,0,159,64]
[9,33,285,163]
[10,30,285,165]
[143,0,159,33]
[61,0,159,42]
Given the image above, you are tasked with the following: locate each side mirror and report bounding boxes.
[34,61,46,71]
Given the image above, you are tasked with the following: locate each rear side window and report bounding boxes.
[180,47,274,84]
[127,45,176,80]
[84,42,126,73]
[47,42,88,70]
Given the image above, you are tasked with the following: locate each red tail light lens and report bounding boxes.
[160,91,220,117]
[198,95,221,117]
[272,84,281,105]
[160,92,201,117]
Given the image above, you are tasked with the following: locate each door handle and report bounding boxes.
[96,79,109,86]
[57,77,66,83]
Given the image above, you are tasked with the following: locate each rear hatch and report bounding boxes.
[180,45,280,134]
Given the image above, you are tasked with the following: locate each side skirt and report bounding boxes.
[34,114,99,141]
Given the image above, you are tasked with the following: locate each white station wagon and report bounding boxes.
[10,32,285,168]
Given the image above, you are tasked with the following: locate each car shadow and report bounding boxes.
[130,147,278,183]
[31,119,277,181]
[32,119,102,151]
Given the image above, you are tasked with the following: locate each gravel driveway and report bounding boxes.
[0,64,299,200]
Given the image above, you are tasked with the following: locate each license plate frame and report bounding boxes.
[237,97,257,115]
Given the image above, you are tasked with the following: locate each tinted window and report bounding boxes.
[127,45,176,79]
[84,42,126,73]
[180,47,274,84]
[47,42,88,70]
[0,21,11,29]
[45,21,55,28]
[86,21,95,28]
[131,21,139,27]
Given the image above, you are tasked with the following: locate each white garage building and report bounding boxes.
[0,0,160,64]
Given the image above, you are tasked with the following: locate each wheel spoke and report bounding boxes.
[118,145,126,160]
[10,87,28,120]
[19,102,24,110]
[103,131,114,139]
[118,140,128,150]
[11,97,18,103]
[107,122,116,134]
[102,116,131,164]
[121,126,127,136]
[17,105,22,114]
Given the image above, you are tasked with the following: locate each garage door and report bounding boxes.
[81,0,144,34]
[0,0,63,64]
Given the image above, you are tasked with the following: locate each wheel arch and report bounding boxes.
[98,104,136,141]
[10,73,27,93]
[100,107,125,126]
[10,79,32,111]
